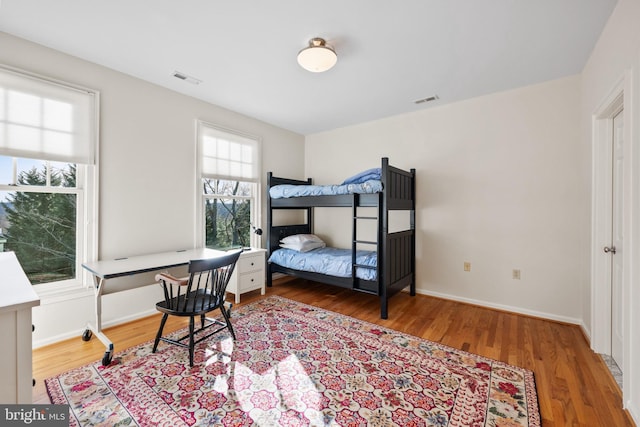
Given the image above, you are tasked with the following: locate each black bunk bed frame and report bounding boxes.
[266,157,416,319]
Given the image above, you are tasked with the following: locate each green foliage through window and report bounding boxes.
[203,179,252,250]
[1,164,77,284]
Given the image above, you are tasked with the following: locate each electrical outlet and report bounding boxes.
[464,262,471,272]
[512,269,521,280]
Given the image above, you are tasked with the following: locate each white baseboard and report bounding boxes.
[414,288,582,325]
[33,308,157,349]
[627,401,639,426]
[579,321,591,344]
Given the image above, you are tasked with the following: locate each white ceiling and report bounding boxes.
[0,0,618,135]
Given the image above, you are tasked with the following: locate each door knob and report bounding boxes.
[604,246,617,254]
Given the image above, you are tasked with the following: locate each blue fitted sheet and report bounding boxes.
[268,247,377,281]
[269,179,382,199]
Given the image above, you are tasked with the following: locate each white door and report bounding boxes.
[610,109,624,371]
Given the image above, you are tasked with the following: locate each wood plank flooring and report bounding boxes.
[33,278,636,426]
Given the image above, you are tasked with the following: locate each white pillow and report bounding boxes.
[280,240,326,252]
[280,234,324,245]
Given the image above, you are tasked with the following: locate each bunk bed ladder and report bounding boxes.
[351,193,378,293]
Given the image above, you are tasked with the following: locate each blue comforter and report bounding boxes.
[269,179,383,199]
[268,247,377,280]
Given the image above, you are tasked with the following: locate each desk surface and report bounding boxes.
[0,252,40,313]
[81,248,225,280]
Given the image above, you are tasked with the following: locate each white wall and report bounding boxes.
[0,32,305,347]
[306,75,586,324]
[581,0,640,420]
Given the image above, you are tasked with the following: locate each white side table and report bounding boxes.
[227,248,266,303]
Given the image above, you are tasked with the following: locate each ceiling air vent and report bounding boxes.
[414,95,439,104]
[172,71,202,85]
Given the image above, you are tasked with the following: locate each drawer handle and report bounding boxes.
[250,262,254,266]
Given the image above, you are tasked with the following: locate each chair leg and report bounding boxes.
[220,305,236,340]
[188,316,195,367]
[200,313,205,329]
[153,313,169,353]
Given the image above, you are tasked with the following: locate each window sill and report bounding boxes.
[35,282,94,305]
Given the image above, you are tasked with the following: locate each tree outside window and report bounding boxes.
[0,161,77,284]
[203,179,253,249]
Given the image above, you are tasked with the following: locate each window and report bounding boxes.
[197,121,260,250]
[0,65,98,292]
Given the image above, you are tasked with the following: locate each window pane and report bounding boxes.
[0,190,76,284]
[0,156,13,184]
[205,197,251,250]
[0,191,9,237]
[9,158,77,188]
[202,179,252,197]
[50,161,77,187]
[16,158,47,186]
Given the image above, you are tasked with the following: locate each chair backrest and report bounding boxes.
[162,250,242,313]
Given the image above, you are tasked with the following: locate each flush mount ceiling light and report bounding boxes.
[297,37,337,73]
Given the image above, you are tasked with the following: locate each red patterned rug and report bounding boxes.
[46,296,540,426]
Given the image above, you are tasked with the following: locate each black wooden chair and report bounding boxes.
[152,250,242,367]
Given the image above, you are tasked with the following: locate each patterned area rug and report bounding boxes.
[46,296,540,426]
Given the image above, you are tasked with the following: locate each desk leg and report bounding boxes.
[83,276,114,366]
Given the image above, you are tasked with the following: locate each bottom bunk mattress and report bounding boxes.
[268,247,377,281]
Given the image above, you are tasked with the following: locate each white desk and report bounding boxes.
[82,248,224,365]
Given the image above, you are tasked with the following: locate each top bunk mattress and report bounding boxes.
[269,179,382,199]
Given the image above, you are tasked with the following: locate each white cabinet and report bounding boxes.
[0,252,40,404]
[226,248,266,303]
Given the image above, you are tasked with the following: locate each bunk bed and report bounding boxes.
[266,157,416,319]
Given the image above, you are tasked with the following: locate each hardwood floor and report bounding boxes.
[33,278,636,426]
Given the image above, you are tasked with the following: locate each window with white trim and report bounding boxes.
[0,65,98,292]
[197,121,260,250]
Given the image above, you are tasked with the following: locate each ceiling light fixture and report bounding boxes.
[297,38,337,73]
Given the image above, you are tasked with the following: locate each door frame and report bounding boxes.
[591,71,632,398]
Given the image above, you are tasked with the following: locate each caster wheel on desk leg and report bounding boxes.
[101,351,112,366]
[82,329,92,341]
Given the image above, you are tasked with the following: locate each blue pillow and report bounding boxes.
[341,168,381,185]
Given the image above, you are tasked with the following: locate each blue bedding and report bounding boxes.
[268,247,377,281]
[342,167,381,185]
[269,179,382,199]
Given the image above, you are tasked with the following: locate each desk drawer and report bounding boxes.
[239,270,264,292]
[238,255,263,272]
